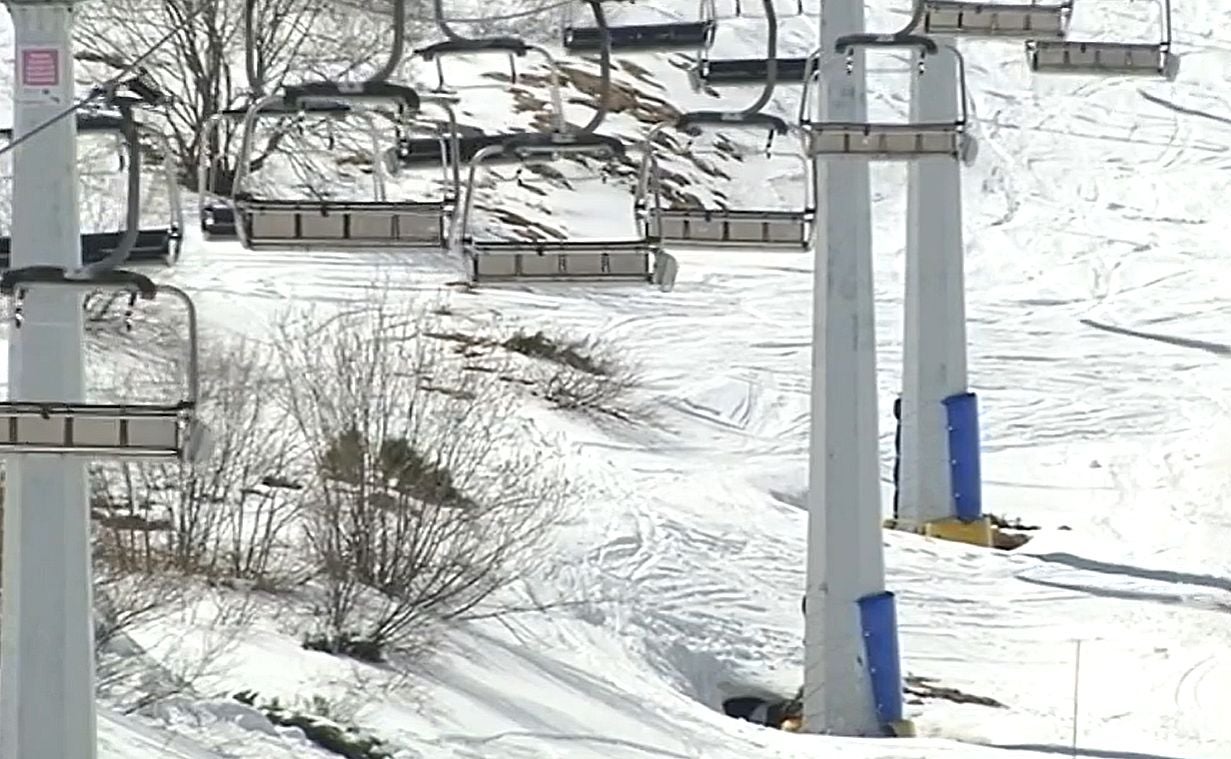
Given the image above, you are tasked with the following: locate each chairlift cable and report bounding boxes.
[0,2,207,160]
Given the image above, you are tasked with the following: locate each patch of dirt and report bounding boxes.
[905,675,1006,708]
[617,59,664,90]
[451,58,759,234]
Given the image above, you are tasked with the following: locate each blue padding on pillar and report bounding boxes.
[858,591,903,726]
[942,391,982,522]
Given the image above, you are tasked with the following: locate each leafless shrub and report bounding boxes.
[89,321,308,588]
[98,584,260,714]
[275,300,566,661]
[502,328,643,418]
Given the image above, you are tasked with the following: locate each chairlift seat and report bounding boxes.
[237,198,446,248]
[215,101,354,120]
[649,208,812,248]
[81,228,181,266]
[808,122,970,160]
[1027,40,1179,80]
[0,228,180,269]
[200,203,237,239]
[923,1,1069,38]
[564,21,716,52]
[696,57,815,85]
[416,37,531,60]
[0,401,195,459]
[465,239,657,284]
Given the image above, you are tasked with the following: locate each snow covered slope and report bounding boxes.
[6,0,1231,756]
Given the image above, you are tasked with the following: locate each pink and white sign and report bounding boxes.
[20,48,59,88]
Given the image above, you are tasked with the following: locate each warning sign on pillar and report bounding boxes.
[17,47,63,104]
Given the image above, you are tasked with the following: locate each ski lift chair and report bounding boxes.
[0,266,210,463]
[692,0,814,86]
[0,110,183,269]
[1025,0,1179,79]
[635,111,814,248]
[197,99,355,240]
[411,39,567,159]
[803,35,979,163]
[230,81,451,249]
[414,2,566,129]
[410,0,572,169]
[453,132,677,288]
[922,0,1072,38]
[563,0,718,52]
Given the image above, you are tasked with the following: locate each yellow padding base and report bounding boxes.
[883,517,997,548]
[887,719,917,738]
[921,516,995,548]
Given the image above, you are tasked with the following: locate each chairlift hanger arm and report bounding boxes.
[947,44,972,126]
[576,0,612,135]
[418,94,464,202]
[691,0,780,115]
[244,0,262,97]
[369,0,407,83]
[744,0,780,117]
[74,98,144,277]
[892,0,928,36]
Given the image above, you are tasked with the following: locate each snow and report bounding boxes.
[1,0,1231,756]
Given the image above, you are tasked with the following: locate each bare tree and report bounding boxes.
[72,0,386,189]
[88,314,308,587]
[275,300,566,661]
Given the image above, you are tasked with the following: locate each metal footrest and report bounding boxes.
[923,1,1070,38]
[466,239,656,284]
[651,209,812,248]
[808,123,972,161]
[1027,40,1179,80]
[0,402,195,459]
[239,200,447,248]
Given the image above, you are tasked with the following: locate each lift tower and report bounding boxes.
[0,1,96,757]
[802,0,893,736]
